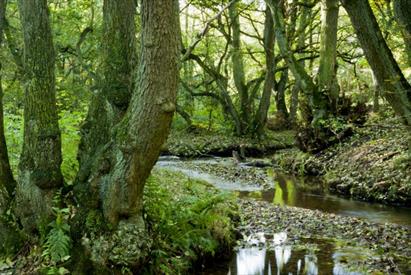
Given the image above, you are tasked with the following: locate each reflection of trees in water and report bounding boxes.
[233,246,355,275]
[235,247,266,275]
[304,254,318,275]
[273,175,296,206]
[274,245,292,275]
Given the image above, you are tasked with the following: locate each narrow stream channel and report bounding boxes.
[155,157,411,275]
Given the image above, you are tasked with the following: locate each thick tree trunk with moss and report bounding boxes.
[73,0,180,270]
[317,0,339,112]
[15,0,63,233]
[0,0,14,211]
[76,0,136,189]
[229,1,249,134]
[393,0,411,66]
[341,0,411,126]
[253,7,275,136]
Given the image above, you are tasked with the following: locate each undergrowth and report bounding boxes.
[142,169,238,274]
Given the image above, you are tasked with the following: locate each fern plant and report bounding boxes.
[42,207,71,263]
[42,191,72,272]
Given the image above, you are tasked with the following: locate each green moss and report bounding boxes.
[165,129,295,157]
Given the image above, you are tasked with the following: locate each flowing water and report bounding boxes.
[155,157,411,275]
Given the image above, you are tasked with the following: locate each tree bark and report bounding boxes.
[253,7,276,136]
[341,0,411,126]
[76,0,136,189]
[317,0,340,112]
[73,0,180,269]
[393,0,411,67]
[267,0,317,102]
[0,0,15,207]
[229,1,249,134]
[275,69,290,126]
[290,4,310,127]
[16,0,63,232]
[105,0,180,223]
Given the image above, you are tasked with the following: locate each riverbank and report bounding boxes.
[274,117,411,206]
[163,128,295,157]
[165,117,410,207]
[237,199,411,274]
[0,169,238,275]
[157,158,411,273]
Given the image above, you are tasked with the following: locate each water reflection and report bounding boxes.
[235,247,266,275]
[156,158,411,226]
[240,173,411,227]
[229,247,331,275]
[217,242,364,275]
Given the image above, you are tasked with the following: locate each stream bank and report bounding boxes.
[164,118,410,207]
[163,129,295,157]
[156,157,411,274]
[275,118,411,206]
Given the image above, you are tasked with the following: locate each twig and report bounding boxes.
[182,0,236,61]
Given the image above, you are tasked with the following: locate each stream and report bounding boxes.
[155,156,411,275]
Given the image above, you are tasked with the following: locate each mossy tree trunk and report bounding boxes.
[229,1,250,134]
[275,70,290,126]
[16,0,63,233]
[393,0,411,67]
[76,0,136,189]
[267,0,348,151]
[267,0,317,107]
[341,0,411,126]
[0,0,15,212]
[290,5,310,128]
[317,0,340,113]
[253,7,276,136]
[73,0,180,270]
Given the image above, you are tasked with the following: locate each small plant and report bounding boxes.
[41,192,72,274]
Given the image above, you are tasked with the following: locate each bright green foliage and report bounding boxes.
[43,218,71,263]
[42,193,71,267]
[143,169,237,274]
[59,110,85,184]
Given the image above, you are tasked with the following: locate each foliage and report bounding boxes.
[3,107,85,184]
[143,169,237,274]
[59,109,86,184]
[41,192,71,274]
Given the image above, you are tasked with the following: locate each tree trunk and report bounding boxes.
[253,7,275,136]
[176,104,193,127]
[267,0,317,102]
[393,0,411,67]
[290,4,310,127]
[73,0,180,270]
[229,0,249,134]
[275,69,290,127]
[16,0,63,232]
[341,0,411,126]
[76,0,136,188]
[0,0,15,207]
[371,71,380,112]
[317,0,340,112]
